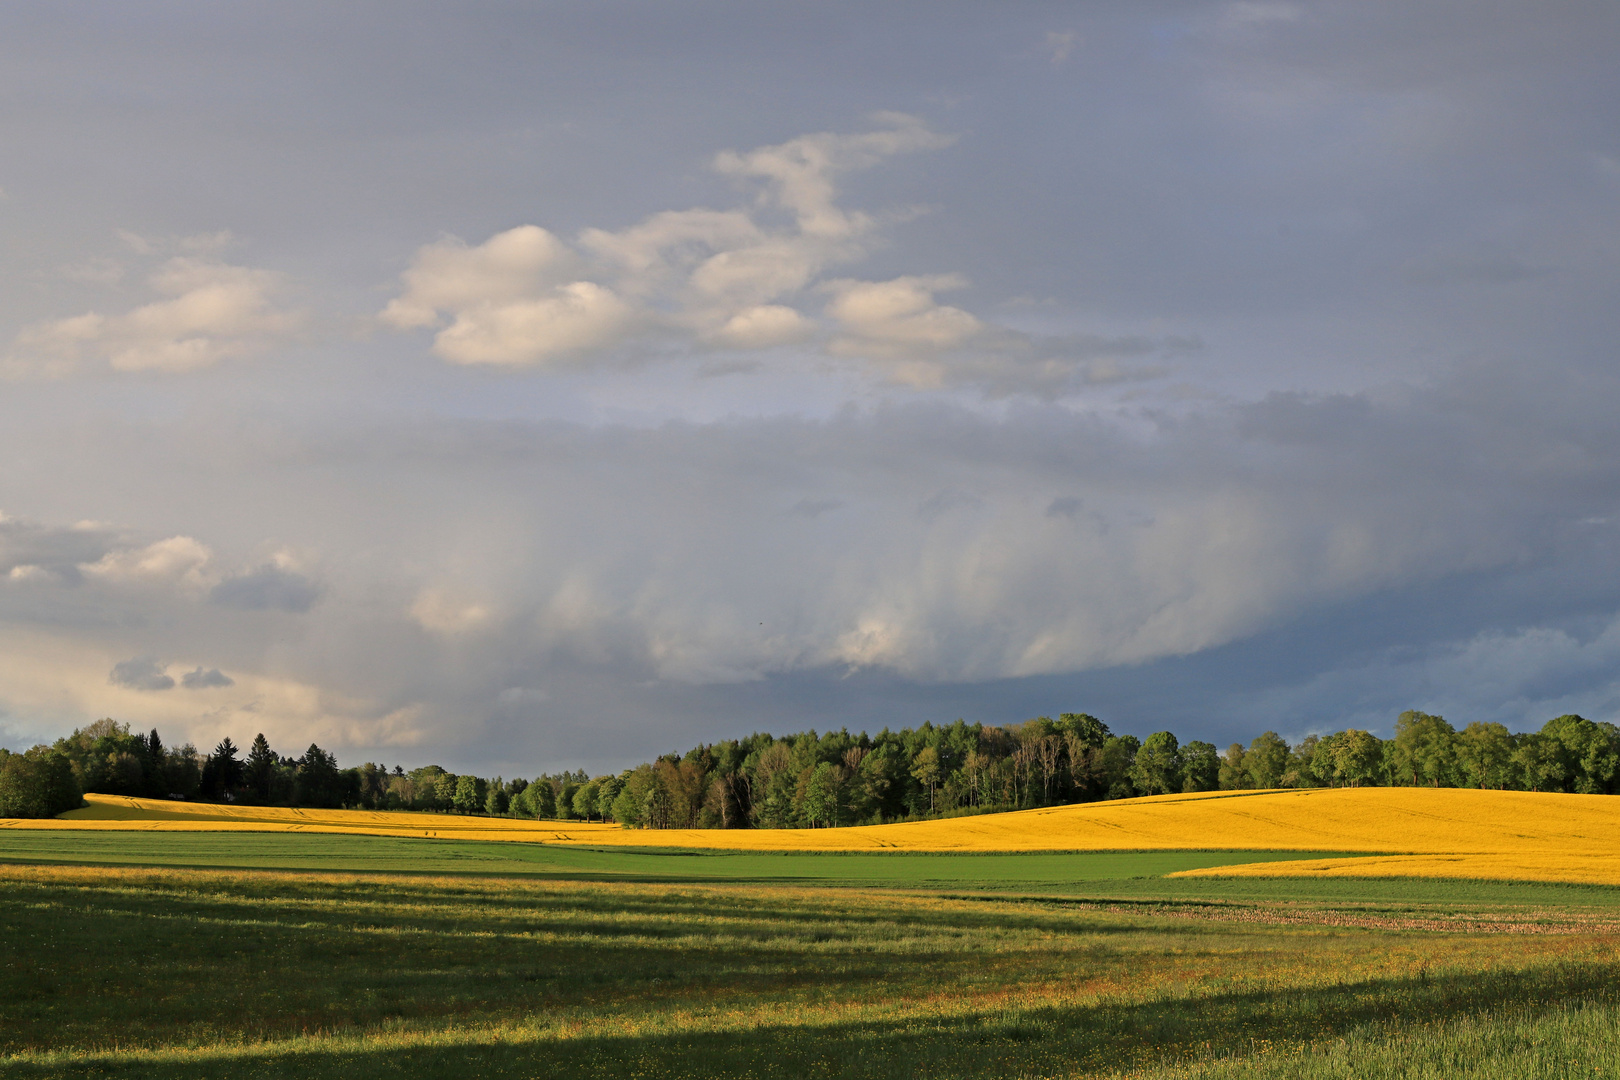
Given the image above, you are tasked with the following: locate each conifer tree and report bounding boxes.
[245,734,276,800]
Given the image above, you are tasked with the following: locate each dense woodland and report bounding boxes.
[6,708,1620,824]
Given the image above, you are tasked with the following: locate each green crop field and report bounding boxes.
[0,829,1360,888]
[6,829,1620,908]
[5,834,1620,1078]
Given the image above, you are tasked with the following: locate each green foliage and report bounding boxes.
[1244,732,1291,788]
[42,720,198,802]
[0,746,82,817]
[571,780,600,821]
[1180,740,1220,793]
[1539,714,1620,794]
[800,761,842,827]
[1218,743,1247,789]
[45,701,1620,832]
[909,745,942,811]
[1098,734,1140,799]
[451,774,482,813]
[612,765,651,825]
[244,733,278,801]
[1456,721,1514,789]
[1057,711,1111,750]
[484,784,509,816]
[200,737,243,800]
[1131,731,1183,795]
[294,744,345,808]
[1392,711,1458,786]
[1284,734,1323,788]
[594,775,621,821]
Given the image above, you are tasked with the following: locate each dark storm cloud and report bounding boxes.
[0,516,117,583]
[210,566,321,612]
[109,656,173,692]
[180,667,233,689]
[7,347,1620,765]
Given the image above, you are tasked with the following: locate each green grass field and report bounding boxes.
[6,829,1620,908]
[0,828,1357,885]
[5,831,1620,1078]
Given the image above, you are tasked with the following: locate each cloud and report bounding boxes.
[824,274,985,362]
[379,225,579,330]
[59,257,125,285]
[430,280,637,367]
[1222,2,1301,26]
[210,564,321,612]
[6,258,298,376]
[820,277,1180,396]
[1046,496,1084,519]
[916,487,983,523]
[712,111,955,240]
[0,515,119,582]
[378,114,1184,397]
[410,587,494,636]
[789,497,843,518]
[109,656,174,691]
[1043,31,1078,65]
[0,625,429,755]
[380,225,638,368]
[180,666,234,689]
[2,353,1619,764]
[381,115,963,373]
[580,209,765,298]
[703,304,816,350]
[81,536,215,593]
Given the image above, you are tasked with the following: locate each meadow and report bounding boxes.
[6,790,1620,1077]
[4,863,1620,1079]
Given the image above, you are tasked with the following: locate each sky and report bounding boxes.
[2,1,1619,776]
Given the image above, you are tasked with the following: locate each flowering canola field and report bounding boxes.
[4,787,1619,883]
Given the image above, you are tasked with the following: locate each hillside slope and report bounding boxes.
[3,786,1614,859]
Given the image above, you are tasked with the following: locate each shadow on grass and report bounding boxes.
[9,961,1620,1079]
[9,866,1620,1078]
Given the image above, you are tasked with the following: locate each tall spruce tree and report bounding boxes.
[202,737,243,800]
[244,733,277,800]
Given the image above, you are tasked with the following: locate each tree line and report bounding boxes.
[3,709,1617,823]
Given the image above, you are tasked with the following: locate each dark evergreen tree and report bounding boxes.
[293,744,343,808]
[201,737,243,800]
[244,733,277,800]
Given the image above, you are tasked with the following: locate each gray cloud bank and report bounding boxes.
[3,353,1619,768]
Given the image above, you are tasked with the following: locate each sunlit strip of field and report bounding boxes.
[9,789,1620,867]
[12,794,608,843]
[1172,851,1620,887]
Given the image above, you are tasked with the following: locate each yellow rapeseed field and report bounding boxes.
[1169,851,1620,886]
[6,787,1620,888]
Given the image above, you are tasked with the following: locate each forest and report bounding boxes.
[5,708,1619,824]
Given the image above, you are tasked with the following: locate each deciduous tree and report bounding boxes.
[1130,731,1182,796]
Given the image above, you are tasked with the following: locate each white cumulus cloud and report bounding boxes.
[81,535,216,593]
[824,275,985,360]
[7,258,298,376]
[380,115,985,374]
[380,225,636,368]
[704,304,816,350]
